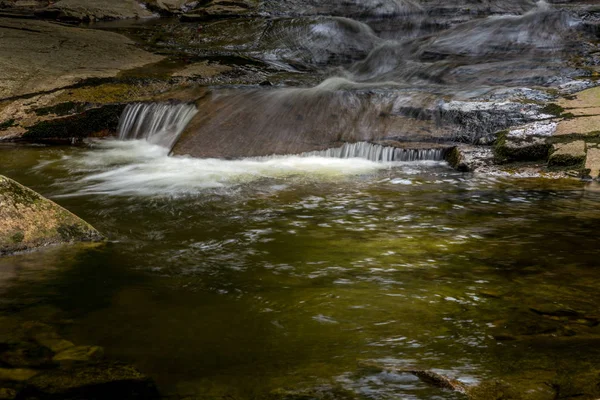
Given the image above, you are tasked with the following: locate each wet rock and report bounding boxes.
[0,18,163,99]
[0,176,103,255]
[548,141,586,168]
[585,146,600,179]
[53,346,104,364]
[180,0,256,21]
[0,388,16,400]
[0,368,38,382]
[494,129,552,164]
[357,361,468,394]
[530,305,580,318]
[20,363,160,400]
[446,145,494,172]
[39,0,154,22]
[22,322,74,354]
[0,342,54,368]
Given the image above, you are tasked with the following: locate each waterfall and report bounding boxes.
[117,103,198,149]
[300,142,446,162]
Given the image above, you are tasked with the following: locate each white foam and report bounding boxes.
[64,140,394,197]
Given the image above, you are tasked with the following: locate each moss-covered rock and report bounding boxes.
[548,141,586,168]
[493,130,551,164]
[0,175,103,255]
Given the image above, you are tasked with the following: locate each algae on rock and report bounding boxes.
[0,175,103,255]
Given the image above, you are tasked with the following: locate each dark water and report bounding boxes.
[2,143,600,399]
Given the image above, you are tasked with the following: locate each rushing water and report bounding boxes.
[2,142,600,399]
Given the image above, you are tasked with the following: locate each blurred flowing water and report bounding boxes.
[167,0,595,158]
[2,143,600,398]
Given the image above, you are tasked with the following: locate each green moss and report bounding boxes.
[57,223,91,242]
[493,131,551,164]
[0,177,40,206]
[541,103,565,117]
[548,153,585,168]
[0,119,15,131]
[10,232,24,244]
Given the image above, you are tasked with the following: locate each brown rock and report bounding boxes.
[0,175,103,255]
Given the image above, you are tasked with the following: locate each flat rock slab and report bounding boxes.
[559,87,600,110]
[44,0,154,21]
[0,18,163,99]
[585,146,600,179]
[0,175,102,255]
[549,140,586,167]
[555,115,600,136]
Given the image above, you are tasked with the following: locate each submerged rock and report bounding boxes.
[0,175,102,255]
[19,363,160,400]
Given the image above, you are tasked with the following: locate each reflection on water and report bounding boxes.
[1,144,600,399]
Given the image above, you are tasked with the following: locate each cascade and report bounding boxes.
[301,142,446,162]
[117,103,198,150]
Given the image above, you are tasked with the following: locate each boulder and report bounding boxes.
[0,175,103,255]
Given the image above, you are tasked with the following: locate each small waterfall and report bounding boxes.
[271,142,446,162]
[117,103,198,149]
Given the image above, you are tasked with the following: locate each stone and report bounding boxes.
[0,18,163,99]
[585,147,600,179]
[21,363,160,400]
[41,0,154,21]
[548,141,586,168]
[0,341,54,368]
[555,115,600,136]
[0,388,16,400]
[53,345,104,364]
[0,175,103,255]
[0,367,39,382]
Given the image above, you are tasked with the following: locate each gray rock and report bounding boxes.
[42,0,154,21]
[0,18,163,99]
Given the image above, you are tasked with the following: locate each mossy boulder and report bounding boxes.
[0,175,102,255]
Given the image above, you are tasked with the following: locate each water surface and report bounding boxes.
[1,142,600,399]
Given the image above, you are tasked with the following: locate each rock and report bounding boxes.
[494,130,551,164]
[0,388,16,400]
[40,0,154,22]
[0,175,103,255]
[20,363,160,400]
[548,141,586,168]
[0,18,163,99]
[53,346,104,364]
[446,145,494,172]
[0,368,38,382]
[585,146,600,179]
[0,341,54,368]
[357,361,468,395]
[148,0,197,14]
[180,0,256,21]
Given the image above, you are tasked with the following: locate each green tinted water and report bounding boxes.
[1,143,600,399]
